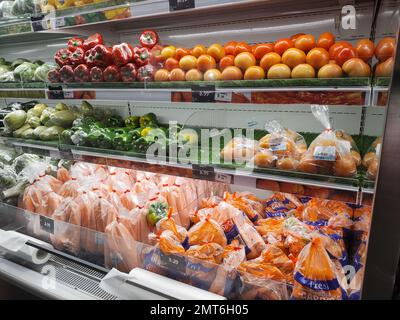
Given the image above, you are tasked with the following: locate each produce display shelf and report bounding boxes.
[52,78,372,89]
[0,78,373,101]
[374,77,390,87]
[0,137,363,195]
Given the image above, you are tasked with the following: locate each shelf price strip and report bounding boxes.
[169,0,195,11]
[40,216,54,234]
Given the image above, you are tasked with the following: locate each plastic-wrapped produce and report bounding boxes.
[50,197,81,254]
[363,137,382,180]
[188,217,227,247]
[220,136,258,164]
[298,105,358,177]
[291,237,343,300]
[0,1,14,18]
[256,120,307,170]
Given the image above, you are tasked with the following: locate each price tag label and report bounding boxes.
[58,145,74,160]
[31,16,48,31]
[47,85,65,99]
[313,146,336,161]
[40,216,54,234]
[160,252,186,274]
[215,92,232,102]
[215,172,232,184]
[376,143,382,157]
[169,0,195,11]
[269,137,287,152]
[63,90,74,99]
[55,17,66,28]
[192,164,215,181]
[191,84,215,103]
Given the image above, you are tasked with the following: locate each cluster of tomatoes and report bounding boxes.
[154,33,396,82]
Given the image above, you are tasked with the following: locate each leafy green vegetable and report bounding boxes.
[125,116,140,129]
[13,62,37,82]
[147,201,169,226]
[139,113,157,127]
[33,63,56,82]
[0,65,11,76]
[12,154,40,174]
[0,150,16,165]
[11,58,30,69]
[0,166,17,188]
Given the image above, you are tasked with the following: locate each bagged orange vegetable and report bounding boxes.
[282,216,313,257]
[50,197,81,254]
[105,220,140,272]
[255,218,285,249]
[188,216,227,247]
[298,105,358,177]
[292,237,343,300]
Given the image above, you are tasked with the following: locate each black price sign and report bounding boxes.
[47,85,65,99]
[191,84,216,102]
[169,0,195,11]
[40,215,54,234]
[160,252,186,274]
[58,145,74,160]
[192,164,215,181]
[31,16,48,32]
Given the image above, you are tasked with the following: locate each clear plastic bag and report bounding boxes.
[256,120,307,170]
[220,136,258,164]
[362,137,382,180]
[188,216,227,247]
[50,197,81,254]
[298,105,358,177]
[291,237,343,300]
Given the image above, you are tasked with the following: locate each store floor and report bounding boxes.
[0,278,40,300]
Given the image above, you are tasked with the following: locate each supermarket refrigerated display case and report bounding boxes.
[0,0,399,300]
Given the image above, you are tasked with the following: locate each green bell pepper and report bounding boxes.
[125,116,140,129]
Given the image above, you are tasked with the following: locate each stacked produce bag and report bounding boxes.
[221,105,362,177]
[0,153,373,300]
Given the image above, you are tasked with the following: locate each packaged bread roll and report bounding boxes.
[298,105,358,177]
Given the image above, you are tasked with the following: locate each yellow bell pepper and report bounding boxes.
[54,0,74,10]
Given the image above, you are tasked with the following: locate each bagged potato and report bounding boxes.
[298,105,358,177]
[362,137,382,180]
[256,120,307,171]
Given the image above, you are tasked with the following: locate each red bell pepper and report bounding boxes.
[74,64,90,82]
[137,64,155,82]
[133,46,150,67]
[149,44,164,66]
[112,43,134,66]
[139,29,159,49]
[90,67,104,82]
[47,69,60,83]
[120,63,137,82]
[83,33,104,51]
[54,48,71,67]
[68,37,84,52]
[103,65,121,82]
[84,44,112,68]
[59,65,74,83]
[70,47,85,66]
